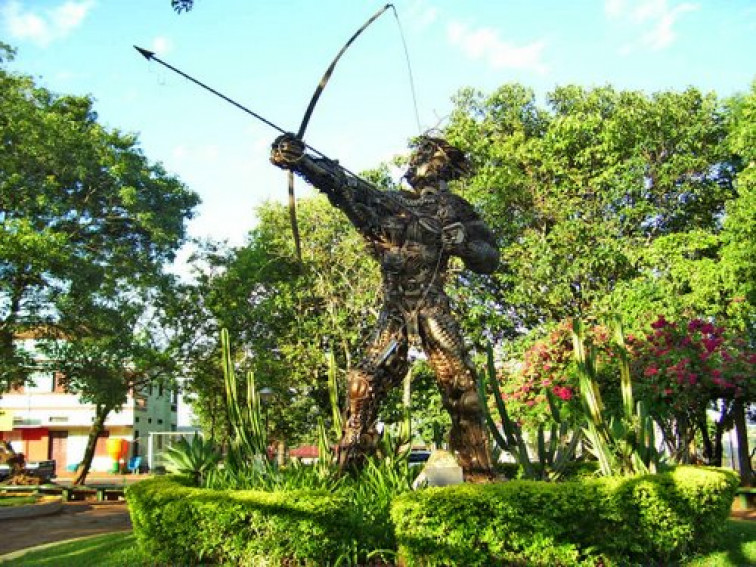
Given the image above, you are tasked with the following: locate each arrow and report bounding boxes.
[134,46,286,135]
[134,45,342,165]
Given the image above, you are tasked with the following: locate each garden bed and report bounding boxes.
[0,495,63,520]
[127,466,738,566]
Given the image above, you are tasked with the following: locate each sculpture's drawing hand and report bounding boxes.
[441,222,466,250]
[270,133,305,170]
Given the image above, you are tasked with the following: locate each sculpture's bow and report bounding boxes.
[286,4,396,261]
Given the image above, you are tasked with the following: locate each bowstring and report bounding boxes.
[389,5,422,135]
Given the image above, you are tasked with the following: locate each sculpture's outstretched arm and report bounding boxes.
[271,134,396,238]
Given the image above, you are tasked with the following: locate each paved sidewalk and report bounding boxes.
[0,501,131,556]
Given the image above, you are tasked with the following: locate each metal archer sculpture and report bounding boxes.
[138,4,498,478]
[271,134,499,478]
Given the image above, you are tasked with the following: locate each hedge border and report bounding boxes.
[126,466,738,566]
[391,466,739,566]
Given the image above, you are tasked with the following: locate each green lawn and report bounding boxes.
[6,521,756,566]
[0,495,39,507]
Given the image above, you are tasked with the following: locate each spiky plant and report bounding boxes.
[478,343,581,480]
[162,434,221,485]
[572,318,665,476]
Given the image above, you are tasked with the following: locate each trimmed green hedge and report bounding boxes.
[126,476,368,565]
[391,466,739,566]
[126,467,737,566]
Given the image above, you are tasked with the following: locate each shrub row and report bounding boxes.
[391,466,739,566]
[126,476,370,566]
[126,466,738,566]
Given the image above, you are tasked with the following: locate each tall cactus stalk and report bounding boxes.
[326,351,343,440]
[221,329,268,465]
[571,319,663,476]
[478,343,580,481]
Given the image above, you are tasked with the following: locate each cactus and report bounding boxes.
[220,329,269,467]
[478,343,581,481]
[571,319,664,476]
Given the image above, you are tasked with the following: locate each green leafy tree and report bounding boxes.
[0,57,199,393]
[0,51,198,483]
[173,195,381,449]
[44,295,178,485]
[446,84,736,332]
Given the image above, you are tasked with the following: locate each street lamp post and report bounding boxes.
[258,387,274,460]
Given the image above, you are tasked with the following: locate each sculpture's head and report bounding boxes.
[404,136,472,192]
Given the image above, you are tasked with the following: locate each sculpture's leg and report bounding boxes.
[420,307,493,478]
[338,311,409,470]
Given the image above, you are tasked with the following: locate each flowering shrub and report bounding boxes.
[631,315,755,461]
[500,320,631,431]
[500,315,754,462]
[635,316,753,402]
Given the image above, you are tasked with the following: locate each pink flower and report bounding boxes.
[644,366,659,377]
[552,386,573,401]
[688,319,704,332]
[651,316,669,329]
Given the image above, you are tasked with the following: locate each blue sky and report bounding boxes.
[2,0,755,254]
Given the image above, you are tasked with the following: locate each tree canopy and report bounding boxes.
[0,55,200,391]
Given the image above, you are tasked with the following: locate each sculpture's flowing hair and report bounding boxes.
[408,136,473,181]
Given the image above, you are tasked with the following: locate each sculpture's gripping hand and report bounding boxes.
[441,222,466,251]
[270,133,306,170]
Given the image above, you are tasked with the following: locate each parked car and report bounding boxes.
[408,450,431,466]
[0,460,56,482]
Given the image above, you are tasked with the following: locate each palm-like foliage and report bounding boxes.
[572,318,666,476]
[162,434,221,485]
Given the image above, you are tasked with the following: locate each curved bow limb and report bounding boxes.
[287,4,395,261]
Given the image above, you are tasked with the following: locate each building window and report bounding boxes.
[49,416,68,423]
[158,419,163,425]
[135,417,140,423]
[94,431,110,457]
[52,372,66,393]
[148,418,152,424]
[158,385,164,397]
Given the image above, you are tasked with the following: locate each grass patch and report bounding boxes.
[7,532,149,567]
[6,520,756,566]
[0,495,40,507]
[683,519,756,567]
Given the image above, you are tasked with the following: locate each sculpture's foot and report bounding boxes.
[463,469,497,484]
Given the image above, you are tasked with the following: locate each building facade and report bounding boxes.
[0,339,177,474]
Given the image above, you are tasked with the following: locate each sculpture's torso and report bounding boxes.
[368,191,451,314]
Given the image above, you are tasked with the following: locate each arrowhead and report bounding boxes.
[133,46,155,60]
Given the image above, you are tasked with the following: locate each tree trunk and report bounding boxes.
[72,404,112,485]
[699,417,714,465]
[733,399,753,487]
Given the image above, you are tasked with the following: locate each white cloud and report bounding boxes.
[406,0,438,31]
[151,36,174,56]
[447,21,548,75]
[605,0,699,52]
[1,0,95,47]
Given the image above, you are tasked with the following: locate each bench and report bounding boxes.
[0,484,125,502]
[60,485,125,502]
[736,486,756,510]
